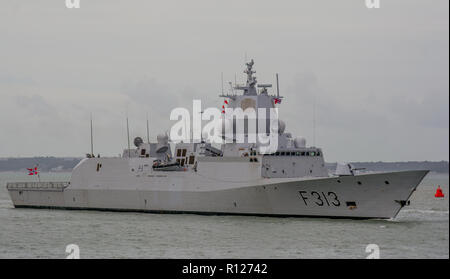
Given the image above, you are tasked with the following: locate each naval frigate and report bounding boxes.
[6,60,428,219]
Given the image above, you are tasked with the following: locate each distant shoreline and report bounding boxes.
[0,157,448,174]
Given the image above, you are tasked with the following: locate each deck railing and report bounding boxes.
[6,182,70,191]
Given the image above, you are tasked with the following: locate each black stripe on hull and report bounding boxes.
[12,205,385,220]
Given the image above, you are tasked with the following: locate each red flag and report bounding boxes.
[224,100,228,105]
[274,98,281,104]
[222,105,225,109]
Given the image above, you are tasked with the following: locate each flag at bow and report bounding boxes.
[273,98,282,104]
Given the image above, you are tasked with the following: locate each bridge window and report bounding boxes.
[176,149,182,157]
[182,149,187,157]
[188,156,195,165]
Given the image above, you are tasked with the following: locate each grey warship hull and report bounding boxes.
[7,157,428,219]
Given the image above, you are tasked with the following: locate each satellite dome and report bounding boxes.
[134,137,143,147]
[294,137,306,148]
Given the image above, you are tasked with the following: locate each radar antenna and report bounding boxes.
[146,113,150,144]
[276,73,280,98]
[244,59,256,87]
[126,115,131,157]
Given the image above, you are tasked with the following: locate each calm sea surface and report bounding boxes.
[0,172,448,259]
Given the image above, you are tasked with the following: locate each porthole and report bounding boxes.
[385,181,390,185]
[357,181,362,185]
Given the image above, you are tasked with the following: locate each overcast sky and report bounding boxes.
[0,0,448,162]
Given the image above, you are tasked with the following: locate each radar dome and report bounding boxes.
[294,137,306,148]
[133,137,143,147]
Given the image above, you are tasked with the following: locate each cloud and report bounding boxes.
[0,0,447,161]
[15,94,55,117]
[0,73,36,86]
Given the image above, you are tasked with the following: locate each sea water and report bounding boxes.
[0,172,448,259]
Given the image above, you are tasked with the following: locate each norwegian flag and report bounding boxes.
[222,99,229,113]
[27,167,39,176]
[274,98,282,104]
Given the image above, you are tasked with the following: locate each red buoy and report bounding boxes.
[435,186,444,198]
